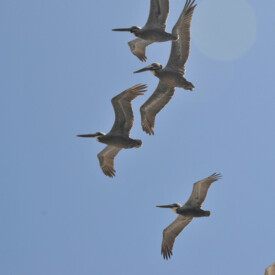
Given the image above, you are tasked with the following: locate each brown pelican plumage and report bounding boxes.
[134,0,197,135]
[128,38,153,62]
[156,173,221,260]
[77,84,147,178]
[113,0,177,61]
[265,263,275,275]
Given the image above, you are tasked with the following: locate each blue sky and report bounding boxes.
[1,0,274,274]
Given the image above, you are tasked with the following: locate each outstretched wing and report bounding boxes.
[165,0,197,74]
[140,81,175,135]
[161,215,193,259]
[143,0,170,30]
[109,84,147,136]
[128,39,153,62]
[184,173,222,208]
[97,145,122,178]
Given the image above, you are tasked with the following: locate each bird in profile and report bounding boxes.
[134,0,197,135]
[77,84,147,178]
[156,172,221,260]
[113,0,177,61]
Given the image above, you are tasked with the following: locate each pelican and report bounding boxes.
[113,0,177,61]
[156,173,221,260]
[77,84,147,178]
[265,262,275,275]
[134,0,196,135]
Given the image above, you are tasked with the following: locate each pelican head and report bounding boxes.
[156,203,182,213]
[112,26,141,36]
[133,63,163,74]
[77,132,105,141]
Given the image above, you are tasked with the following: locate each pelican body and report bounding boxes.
[134,0,197,135]
[82,133,142,149]
[135,63,194,90]
[113,26,177,43]
[77,84,147,177]
[157,173,222,259]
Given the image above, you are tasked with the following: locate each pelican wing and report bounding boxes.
[109,84,147,136]
[144,0,169,30]
[140,81,175,135]
[265,262,275,275]
[97,145,122,178]
[184,173,222,208]
[161,215,193,259]
[128,38,153,62]
[165,0,196,74]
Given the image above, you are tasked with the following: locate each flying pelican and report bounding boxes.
[134,0,196,135]
[156,173,221,260]
[77,84,147,178]
[113,0,177,61]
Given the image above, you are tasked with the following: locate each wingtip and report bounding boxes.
[211,172,222,180]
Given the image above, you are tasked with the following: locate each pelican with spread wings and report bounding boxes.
[134,0,197,135]
[156,173,221,260]
[113,0,177,61]
[77,84,147,178]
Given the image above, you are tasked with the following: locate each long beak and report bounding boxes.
[76,133,97,138]
[112,28,132,32]
[156,204,175,208]
[133,65,152,74]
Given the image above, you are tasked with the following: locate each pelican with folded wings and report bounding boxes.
[156,173,222,259]
[134,0,197,135]
[77,84,147,178]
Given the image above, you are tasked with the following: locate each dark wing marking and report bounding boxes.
[143,0,169,30]
[97,145,122,178]
[161,215,193,260]
[128,39,153,62]
[109,84,147,136]
[165,0,197,74]
[184,173,222,208]
[140,81,175,135]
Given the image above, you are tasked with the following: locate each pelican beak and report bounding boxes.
[156,204,175,209]
[133,65,153,74]
[76,133,97,138]
[112,28,132,32]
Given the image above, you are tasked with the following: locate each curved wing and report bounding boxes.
[161,215,193,259]
[184,173,222,208]
[128,39,153,62]
[109,84,147,136]
[140,81,175,135]
[97,145,122,178]
[165,0,197,74]
[143,0,169,30]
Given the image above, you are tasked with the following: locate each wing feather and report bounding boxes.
[161,215,193,259]
[97,146,122,178]
[165,0,197,74]
[128,39,153,62]
[184,173,222,208]
[109,84,147,136]
[144,0,169,30]
[140,81,175,135]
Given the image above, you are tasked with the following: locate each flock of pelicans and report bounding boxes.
[76,0,273,268]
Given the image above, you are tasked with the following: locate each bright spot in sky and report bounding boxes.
[192,0,257,61]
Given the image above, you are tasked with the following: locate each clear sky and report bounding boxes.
[1,0,274,274]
